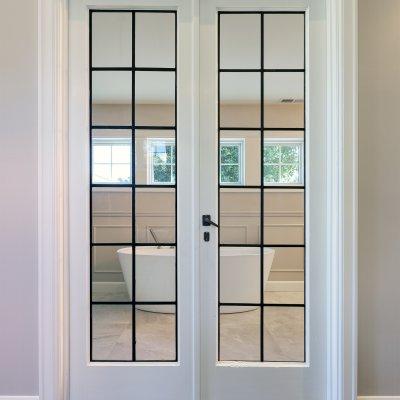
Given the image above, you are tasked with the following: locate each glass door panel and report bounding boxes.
[217,10,305,363]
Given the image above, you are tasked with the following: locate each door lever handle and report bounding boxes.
[202,214,219,228]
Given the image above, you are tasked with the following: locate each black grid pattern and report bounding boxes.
[89,10,178,362]
[217,11,306,362]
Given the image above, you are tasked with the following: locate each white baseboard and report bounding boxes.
[0,397,39,400]
[265,280,304,292]
[358,397,400,400]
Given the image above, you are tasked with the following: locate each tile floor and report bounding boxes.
[92,289,304,362]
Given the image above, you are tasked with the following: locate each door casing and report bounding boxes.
[37,0,358,398]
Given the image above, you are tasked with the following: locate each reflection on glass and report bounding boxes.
[135,246,176,304]
[220,247,260,304]
[264,189,304,245]
[136,188,175,244]
[220,14,260,69]
[92,304,133,361]
[264,247,304,302]
[220,130,260,186]
[135,130,176,185]
[92,246,132,302]
[264,14,304,70]
[135,71,175,126]
[264,306,304,362]
[220,189,260,245]
[92,12,132,68]
[91,188,132,244]
[135,12,175,68]
[264,72,304,129]
[220,72,260,128]
[92,71,132,126]
[91,246,132,302]
[220,307,260,361]
[136,306,176,361]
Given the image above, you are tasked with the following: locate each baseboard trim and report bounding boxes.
[0,397,39,400]
[358,397,400,400]
[265,280,304,292]
[94,280,306,294]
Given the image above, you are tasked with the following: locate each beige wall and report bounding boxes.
[359,0,400,395]
[0,0,38,395]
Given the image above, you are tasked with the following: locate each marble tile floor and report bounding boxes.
[92,291,304,362]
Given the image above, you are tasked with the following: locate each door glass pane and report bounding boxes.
[264,247,304,304]
[220,306,261,361]
[91,188,132,244]
[264,72,304,129]
[92,71,132,126]
[92,304,133,361]
[218,12,306,363]
[91,245,132,302]
[220,247,260,304]
[264,189,304,245]
[264,306,304,362]
[135,71,175,126]
[90,10,177,362]
[136,188,176,244]
[220,189,260,245]
[135,246,176,303]
[135,129,176,185]
[220,130,261,186]
[135,12,175,68]
[220,14,260,69]
[92,12,132,68]
[264,14,304,70]
[136,306,176,361]
[220,72,260,128]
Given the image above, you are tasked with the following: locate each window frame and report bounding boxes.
[219,138,245,186]
[263,137,304,186]
[92,137,132,184]
[147,138,176,185]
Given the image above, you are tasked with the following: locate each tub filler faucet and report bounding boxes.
[148,228,174,249]
[149,228,161,249]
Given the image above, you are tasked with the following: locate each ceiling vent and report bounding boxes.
[281,98,296,103]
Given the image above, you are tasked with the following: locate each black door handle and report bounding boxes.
[202,214,219,228]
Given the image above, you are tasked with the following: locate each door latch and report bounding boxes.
[202,214,219,228]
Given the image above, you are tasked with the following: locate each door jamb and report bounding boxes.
[38,0,357,398]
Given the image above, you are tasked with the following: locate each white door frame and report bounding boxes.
[38,0,357,398]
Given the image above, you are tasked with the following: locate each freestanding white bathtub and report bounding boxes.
[117,246,275,313]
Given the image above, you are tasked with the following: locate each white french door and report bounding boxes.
[199,1,328,398]
[69,0,328,398]
[69,0,197,399]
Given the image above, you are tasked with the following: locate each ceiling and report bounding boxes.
[92,12,304,104]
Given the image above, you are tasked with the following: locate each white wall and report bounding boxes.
[0,0,38,396]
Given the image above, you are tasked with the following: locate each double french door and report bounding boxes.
[69,0,328,398]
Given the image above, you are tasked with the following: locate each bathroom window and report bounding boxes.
[148,139,176,184]
[92,138,131,184]
[264,139,303,185]
[219,139,244,185]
